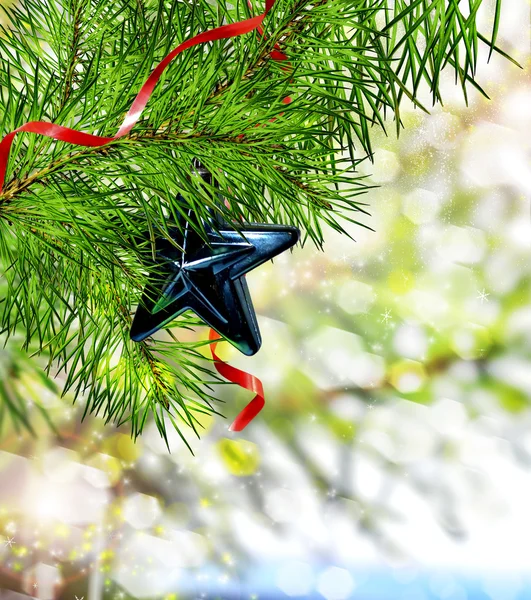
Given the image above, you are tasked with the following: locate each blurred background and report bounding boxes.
[0,1,530,599]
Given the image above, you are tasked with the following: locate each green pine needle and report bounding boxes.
[0,0,515,445]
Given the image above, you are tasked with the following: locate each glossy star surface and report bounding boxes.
[130,211,299,355]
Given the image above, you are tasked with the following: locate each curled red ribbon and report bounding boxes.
[0,0,287,193]
[209,329,265,432]
[0,0,294,430]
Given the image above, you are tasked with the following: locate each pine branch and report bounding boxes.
[0,0,515,443]
[59,0,84,109]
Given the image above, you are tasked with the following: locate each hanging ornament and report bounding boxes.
[0,0,294,430]
[130,162,300,356]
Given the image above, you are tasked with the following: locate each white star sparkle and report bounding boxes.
[477,288,490,303]
[380,309,392,324]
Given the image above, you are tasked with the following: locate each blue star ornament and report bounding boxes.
[130,208,299,356]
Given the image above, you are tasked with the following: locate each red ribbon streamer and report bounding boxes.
[0,0,294,430]
[0,0,287,192]
[209,329,265,432]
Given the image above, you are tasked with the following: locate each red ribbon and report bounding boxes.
[0,0,294,430]
[209,329,265,432]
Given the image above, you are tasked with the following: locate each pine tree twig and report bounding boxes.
[273,166,333,209]
[110,284,172,410]
[0,0,514,443]
[134,0,148,52]
[60,0,84,109]
[152,0,327,135]
[0,130,325,211]
[0,144,116,207]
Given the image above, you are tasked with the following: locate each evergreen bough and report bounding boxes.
[0,0,516,447]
